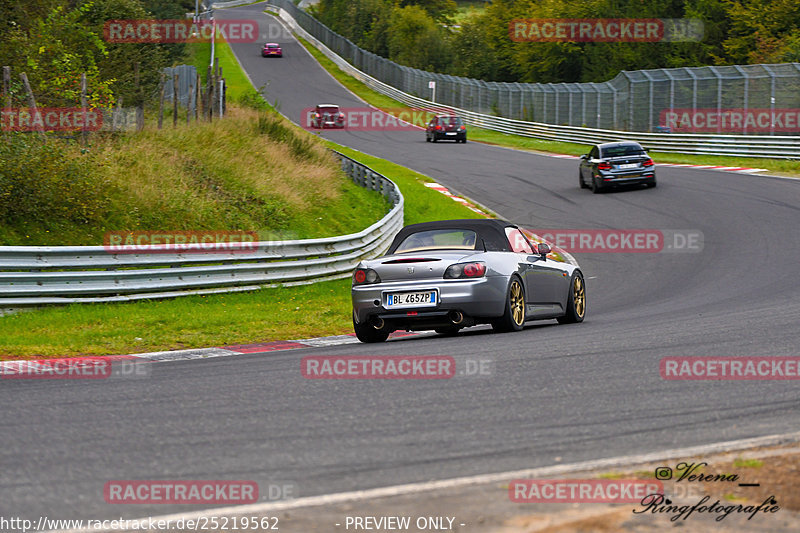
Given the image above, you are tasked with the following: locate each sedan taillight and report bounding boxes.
[353,268,381,285]
[444,262,486,279]
[597,162,612,170]
[643,158,654,166]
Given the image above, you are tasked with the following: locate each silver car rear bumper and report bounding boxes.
[352,276,507,326]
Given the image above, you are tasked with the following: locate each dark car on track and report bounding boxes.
[578,141,656,193]
[426,115,467,143]
[310,104,345,129]
[351,219,585,343]
[261,43,282,57]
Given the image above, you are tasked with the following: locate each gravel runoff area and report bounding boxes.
[205,443,800,533]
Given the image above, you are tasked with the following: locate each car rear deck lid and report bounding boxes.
[382,257,442,264]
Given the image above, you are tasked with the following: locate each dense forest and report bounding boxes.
[311,0,800,83]
[0,0,194,108]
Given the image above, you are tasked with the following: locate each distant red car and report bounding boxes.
[262,43,282,57]
[311,104,345,129]
[426,115,467,143]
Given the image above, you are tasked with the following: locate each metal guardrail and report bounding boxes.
[271,2,800,159]
[0,151,403,306]
[210,0,257,8]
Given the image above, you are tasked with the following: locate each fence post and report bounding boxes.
[19,72,45,139]
[195,72,201,122]
[206,65,213,121]
[2,66,9,137]
[134,62,144,131]
[218,67,223,117]
[80,73,88,144]
[765,65,776,136]
[158,72,166,129]
[113,96,122,132]
[221,79,226,117]
[596,85,601,128]
[2,66,9,111]
[172,73,179,127]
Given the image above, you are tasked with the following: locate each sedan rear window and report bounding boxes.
[395,229,477,253]
[602,144,645,158]
[440,116,463,126]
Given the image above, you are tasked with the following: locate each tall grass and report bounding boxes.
[0,107,389,245]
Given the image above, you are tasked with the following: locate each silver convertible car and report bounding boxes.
[351,219,586,342]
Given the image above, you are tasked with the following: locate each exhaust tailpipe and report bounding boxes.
[449,311,464,325]
[370,316,385,330]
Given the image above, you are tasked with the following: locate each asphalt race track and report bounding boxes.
[1,2,800,524]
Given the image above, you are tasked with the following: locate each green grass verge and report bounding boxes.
[0,280,352,358]
[294,35,800,176]
[325,142,490,224]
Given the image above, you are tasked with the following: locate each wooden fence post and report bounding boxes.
[2,66,10,137]
[134,61,143,131]
[80,72,88,145]
[187,80,192,125]
[172,73,179,127]
[19,72,45,139]
[2,66,10,110]
[195,72,201,122]
[207,65,214,121]
[158,72,166,129]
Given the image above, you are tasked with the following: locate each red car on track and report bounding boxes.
[262,43,282,57]
[310,104,345,129]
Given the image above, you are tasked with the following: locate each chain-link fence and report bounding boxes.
[270,0,800,136]
[162,65,199,113]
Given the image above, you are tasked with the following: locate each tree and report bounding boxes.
[397,0,457,23]
[0,1,115,108]
[719,0,800,63]
[387,5,452,71]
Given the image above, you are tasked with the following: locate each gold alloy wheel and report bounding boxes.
[510,280,525,325]
[573,276,586,318]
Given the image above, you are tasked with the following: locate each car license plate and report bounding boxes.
[446,132,456,135]
[386,290,436,308]
[618,163,639,169]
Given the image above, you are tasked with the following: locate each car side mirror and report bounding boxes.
[537,243,551,258]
